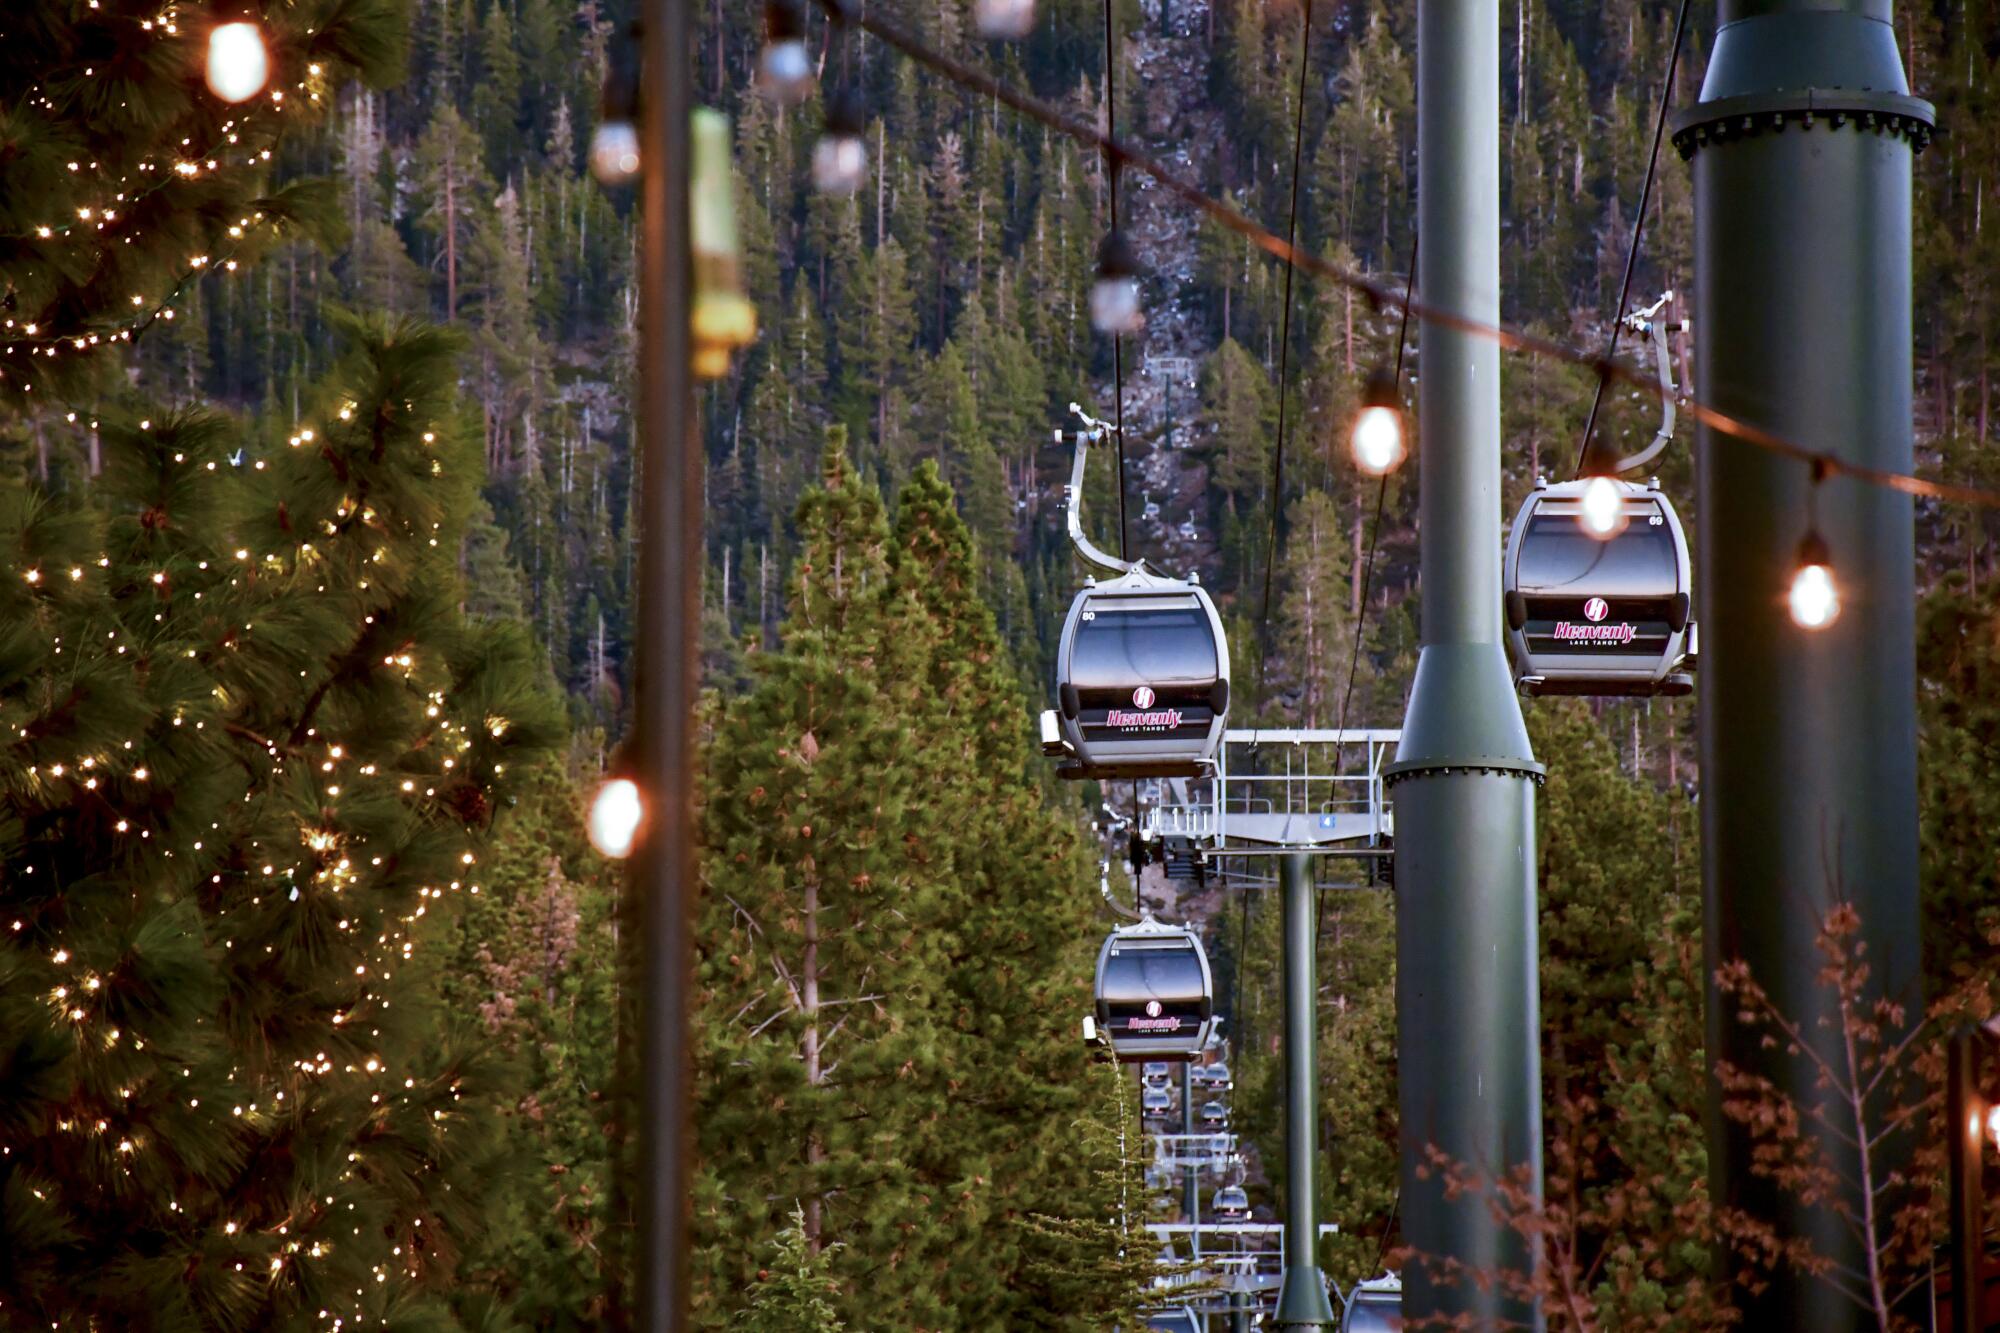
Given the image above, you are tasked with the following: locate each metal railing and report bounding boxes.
[1140,728,1400,856]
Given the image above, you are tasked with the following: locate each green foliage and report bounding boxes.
[689,438,1138,1328]
[732,1207,847,1333]
[0,318,560,1329]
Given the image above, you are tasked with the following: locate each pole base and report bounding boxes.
[1275,1265,1337,1327]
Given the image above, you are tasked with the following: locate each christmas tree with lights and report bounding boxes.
[0,314,560,1327]
[0,5,564,1328]
[0,0,403,413]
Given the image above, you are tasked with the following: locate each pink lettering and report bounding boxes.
[1105,708,1185,728]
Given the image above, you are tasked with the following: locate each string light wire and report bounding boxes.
[810,0,2000,513]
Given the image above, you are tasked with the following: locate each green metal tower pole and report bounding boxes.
[1388,0,1545,1322]
[1673,4,1931,1325]
[1276,853,1336,1327]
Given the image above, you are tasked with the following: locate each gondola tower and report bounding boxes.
[1674,0,1931,1324]
[1388,0,1545,1321]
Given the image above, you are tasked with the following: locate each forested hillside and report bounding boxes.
[10,0,2000,1326]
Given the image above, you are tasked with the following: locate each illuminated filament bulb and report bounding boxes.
[1577,474,1627,539]
[588,777,644,860]
[206,21,270,103]
[1350,367,1406,476]
[1788,531,1840,630]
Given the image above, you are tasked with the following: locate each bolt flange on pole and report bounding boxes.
[1275,853,1336,1327]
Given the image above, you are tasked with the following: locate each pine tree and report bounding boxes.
[0,1,406,411]
[690,433,957,1328]
[0,317,560,1328]
[732,1207,848,1333]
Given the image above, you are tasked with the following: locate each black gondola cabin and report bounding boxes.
[1503,478,1695,697]
[1094,919,1217,1062]
[1044,566,1230,779]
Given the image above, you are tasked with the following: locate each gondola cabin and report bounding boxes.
[1095,919,1217,1062]
[1341,1273,1403,1333]
[1141,1061,1173,1088]
[1044,566,1230,780]
[1503,478,1695,697]
[1141,1086,1174,1119]
[1213,1185,1251,1220]
[1198,1100,1227,1128]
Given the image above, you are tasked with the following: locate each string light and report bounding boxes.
[1788,460,1840,630]
[811,87,868,195]
[1788,531,1840,630]
[206,21,270,104]
[1577,472,1628,539]
[975,0,1037,39]
[1090,230,1144,335]
[1350,367,1406,476]
[589,23,641,186]
[588,778,643,859]
[759,0,814,105]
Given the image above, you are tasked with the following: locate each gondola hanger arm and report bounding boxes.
[1613,292,1678,474]
[1062,402,1143,576]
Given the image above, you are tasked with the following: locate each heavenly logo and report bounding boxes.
[1106,683,1183,730]
[1554,595,1638,646]
[1128,997,1183,1033]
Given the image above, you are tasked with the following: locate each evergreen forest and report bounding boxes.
[7,0,2000,1328]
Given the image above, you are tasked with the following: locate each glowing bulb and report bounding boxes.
[1350,368,1406,476]
[588,777,643,860]
[589,120,640,185]
[1090,231,1144,334]
[1578,474,1626,539]
[205,22,269,103]
[1986,1104,2000,1149]
[759,0,813,105]
[1788,532,1840,630]
[811,89,868,195]
[975,0,1036,38]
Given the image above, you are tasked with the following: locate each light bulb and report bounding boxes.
[589,121,640,184]
[975,0,1037,38]
[588,777,643,859]
[1089,274,1142,334]
[1578,474,1626,539]
[1788,540,1840,630]
[1350,406,1404,475]
[759,0,814,105]
[1350,368,1406,476]
[206,21,269,103]
[811,89,868,195]
[1091,231,1144,334]
[759,40,812,103]
[812,134,867,194]
[1986,1104,2000,1150]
